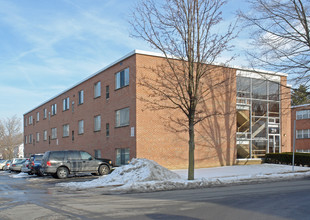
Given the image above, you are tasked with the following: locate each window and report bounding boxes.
[106,123,110,137]
[29,116,33,125]
[29,134,33,144]
[94,81,101,98]
[296,129,310,139]
[95,149,101,158]
[296,110,310,120]
[51,104,57,116]
[80,151,92,160]
[78,120,84,134]
[63,124,69,137]
[24,135,27,144]
[63,97,70,111]
[78,90,84,104]
[43,108,47,119]
[25,118,27,127]
[94,115,101,131]
[115,68,129,89]
[36,132,40,142]
[51,128,57,139]
[43,130,47,141]
[116,148,130,166]
[115,107,129,127]
[106,85,110,99]
[36,112,39,122]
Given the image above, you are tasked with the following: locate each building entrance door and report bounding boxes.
[268,134,280,153]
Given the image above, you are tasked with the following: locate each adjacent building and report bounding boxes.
[24,50,291,169]
[291,104,310,153]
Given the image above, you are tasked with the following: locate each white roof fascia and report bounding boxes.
[291,103,310,109]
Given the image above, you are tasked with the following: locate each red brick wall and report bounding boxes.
[291,105,310,151]
[24,55,137,164]
[135,54,237,169]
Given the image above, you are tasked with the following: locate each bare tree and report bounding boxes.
[0,115,23,159]
[130,0,237,180]
[239,0,310,85]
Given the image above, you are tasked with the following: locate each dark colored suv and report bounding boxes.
[40,150,112,179]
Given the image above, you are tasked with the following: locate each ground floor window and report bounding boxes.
[116,148,130,166]
[95,149,101,158]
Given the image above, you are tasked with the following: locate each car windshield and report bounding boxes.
[35,155,43,161]
[15,159,25,163]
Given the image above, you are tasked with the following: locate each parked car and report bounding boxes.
[28,154,44,176]
[3,160,12,171]
[21,159,31,173]
[10,159,27,172]
[0,159,8,170]
[40,150,112,179]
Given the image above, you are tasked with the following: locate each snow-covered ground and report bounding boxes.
[57,158,310,193]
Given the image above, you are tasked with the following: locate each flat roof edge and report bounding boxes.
[24,50,138,116]
[292,103,310,108]
[24,49,289,116]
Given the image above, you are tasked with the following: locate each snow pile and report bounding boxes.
[10,172,31,178]
[57,158,181,190]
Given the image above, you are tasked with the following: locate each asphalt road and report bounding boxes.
[0,171,309,220]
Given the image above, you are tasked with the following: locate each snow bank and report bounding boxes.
[57,159,310,193]
[10,172,31,178]
[57,158,181,189]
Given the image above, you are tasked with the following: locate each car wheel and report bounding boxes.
[56,167,69,179]
[98,164,109,176]
[36,171,44,177]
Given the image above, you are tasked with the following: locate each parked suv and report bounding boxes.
[28,154,44,176]
[40,150,112,179]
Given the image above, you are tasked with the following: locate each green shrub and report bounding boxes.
[265,152,310,166]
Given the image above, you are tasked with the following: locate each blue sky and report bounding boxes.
[0,0,249,121]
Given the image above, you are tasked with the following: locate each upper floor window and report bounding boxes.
[94,115,101,131]
[78,120,84,134]
[43,130,47,141]
[115,68,129,90]
[29,134,33,144]
[51,127,57,139]
[24,135,27,144]
[28,116,33,125]
[24,118,27,127]
[78,90,84,104]
[36,132,40,142]
[296,129,310,139]
[296,110,310,120]
[36,112,39,122]
[43,108,47,119]
[63,124,69,137]
[115,107,129,127]
[63,97,70,111]
[94,81,101,98]
[51,104,57,116]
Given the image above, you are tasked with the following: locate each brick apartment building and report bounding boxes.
[23,50,291,169]
[291,104,310,153]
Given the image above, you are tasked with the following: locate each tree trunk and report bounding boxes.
[188,116,195,180]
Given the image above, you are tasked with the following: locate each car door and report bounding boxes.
[67,151,82,172]
[80,151,97,172]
